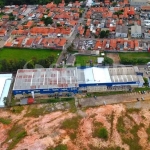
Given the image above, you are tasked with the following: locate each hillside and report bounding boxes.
[0,102,150,150]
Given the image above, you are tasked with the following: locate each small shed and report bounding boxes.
[97,57,104,64]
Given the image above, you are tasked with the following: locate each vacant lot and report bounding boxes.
[106,53,120,64]
[76,55,98,66]
[0,48,61,61]
[119,52,150,65]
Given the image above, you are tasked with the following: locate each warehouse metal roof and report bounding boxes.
[13,68,79,90]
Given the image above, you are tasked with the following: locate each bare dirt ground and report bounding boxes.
[0,100,150,150]
[106,53,120,64]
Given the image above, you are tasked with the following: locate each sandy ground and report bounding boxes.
[0,102,150,150]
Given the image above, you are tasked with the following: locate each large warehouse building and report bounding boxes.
[13,66,144,97]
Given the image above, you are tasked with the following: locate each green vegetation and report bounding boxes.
[76,55,98,66]
[66,44,75,53]
[41,17,53,26]
[119,52,150,65]
[11,106,24,113]
[117,112,142,150]
[0,48,60,72]
[61,116,81,141]
[61,116,81,130]
[123,124,142,150]
[117,117,126,133]
[112,2,117,7]
[3,97,9,106]
[0,48,60,61]
[103,56,113,65]
[48,144,67,150]
[134,87,150,92]
[24,107,46,118]
[114,10,124,17]
[93,121,108,140]
[94,127,108,140]
[0,117,11,125]
[100,30,110,38]
[9,13,15,20]
[146,125,150,141]
[126,108,141,113]
[86,91,128,97]
[4,125,27,150]
[110,111,115,136]
[143,77,149,86]
[37,97,74,104]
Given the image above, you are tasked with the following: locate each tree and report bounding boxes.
[143,77,149,86]
[3,97,9,106]
[103,57,113,66]
[105,30,110,38]
[67,44,74,52]
[9,13,15,21]
[100,30,106,38]
[112,2,117,7]
[97,127,108,140]
[41,17,53,26]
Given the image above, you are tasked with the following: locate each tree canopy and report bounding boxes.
[41,16,53,26]
[100,30,110,38]
[0,0,78,7]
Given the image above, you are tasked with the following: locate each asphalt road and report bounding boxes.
[56,8,88,66]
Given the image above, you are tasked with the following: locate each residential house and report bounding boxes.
[2,15,9,21]
[115,25,128,38]
[131,24,142,38]
[0,28,7,36]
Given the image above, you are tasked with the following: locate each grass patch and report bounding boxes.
[119,52,150,65]
[48,144,67,150]
[93,121,108,140]
[110,111,115,136]
[75,55,98,66]
[134,87,150,92]
[24,107,46,118]
[0,117,11,125]
[146,125,150,141]
[93,127,108,140]
[61,116,81,130]
[11,106,24,113]
[37,97,74,104]
[117,117,126,133]
[123,125,142,150]
[117,113,142,150]
[126,108,141,113]
[0,48,60,61]
[69,131,77,140]
[4,125,27,150]
[86,91,128,97]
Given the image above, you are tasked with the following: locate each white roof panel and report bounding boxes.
[83,67,112,84]
[0,74,12,107]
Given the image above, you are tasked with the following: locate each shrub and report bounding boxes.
[94,127,108,140]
